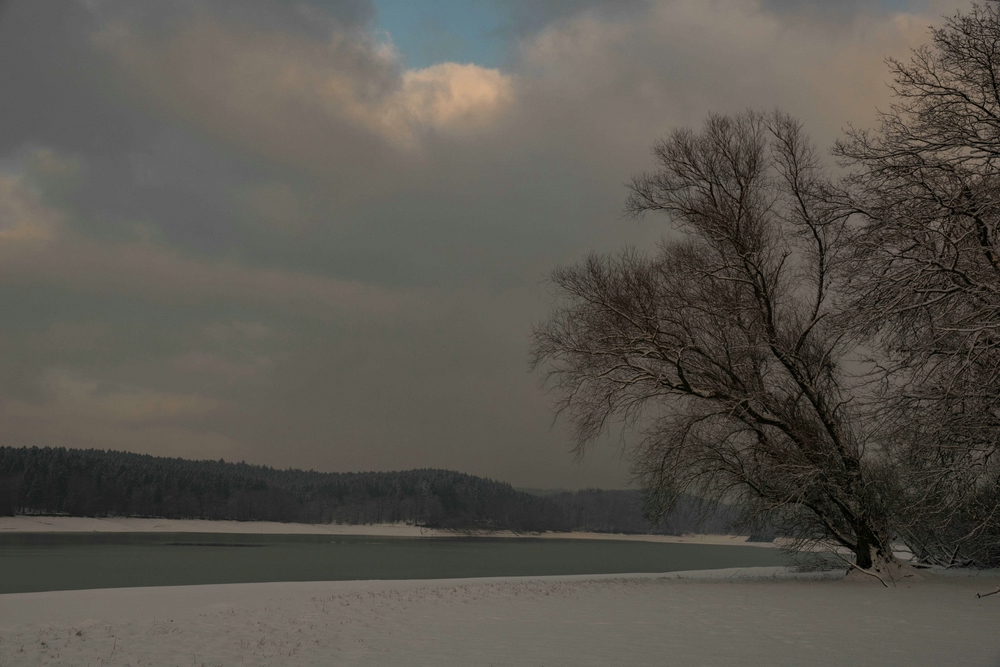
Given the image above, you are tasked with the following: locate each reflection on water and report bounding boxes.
[0,532,791,594]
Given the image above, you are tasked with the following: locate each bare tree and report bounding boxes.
[532,111,897,572]
[835,3,1000,567]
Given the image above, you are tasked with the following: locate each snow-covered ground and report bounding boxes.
[0,515,779,547]
[0,516,449,537]
[1,568,999,666]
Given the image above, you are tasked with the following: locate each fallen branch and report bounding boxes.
[847,564,889,587]
[976,587,1000,599]
[834,550,891,587]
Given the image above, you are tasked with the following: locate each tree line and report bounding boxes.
[0,446,746,536]
[531,4,1000,574]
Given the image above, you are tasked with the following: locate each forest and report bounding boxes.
[0,446,744,536]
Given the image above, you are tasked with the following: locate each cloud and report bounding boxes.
[761,0,919,19]
[234,181,321,234]
[0,170,63,245]
[509,0,945,155]
[0,153,421,319]
[0,235,421,318]
[2,415,239,462]
[92,15,513,148]
[496,0,650,40]
[33,320,110,353]
[201,321,275,343]
[12,368,220,423]
[1,364,237,462]
[170,351,270,383]
[396,62,513,131]
[27,148,83,180]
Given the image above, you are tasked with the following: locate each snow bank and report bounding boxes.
[0,515,779,546]
[1,568,998,666]
[0,516,449,537]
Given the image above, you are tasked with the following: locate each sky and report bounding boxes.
[0,0,966,489]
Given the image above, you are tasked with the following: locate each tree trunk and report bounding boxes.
[855,532,874,570]
[854,523,889,571]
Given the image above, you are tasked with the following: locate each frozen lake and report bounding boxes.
[0,533,790,593]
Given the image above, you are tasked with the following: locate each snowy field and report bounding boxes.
[2,567,999,667]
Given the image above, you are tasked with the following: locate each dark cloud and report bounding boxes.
[0,1,156,156]
[83,0,378,40]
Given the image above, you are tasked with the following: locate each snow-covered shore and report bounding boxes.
[0,515,779,547]
[2,568,999,666]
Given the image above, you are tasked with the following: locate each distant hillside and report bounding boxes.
[0,447,753,536]
[0,447,566,531]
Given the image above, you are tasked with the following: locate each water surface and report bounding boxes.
[0,533,789,594]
